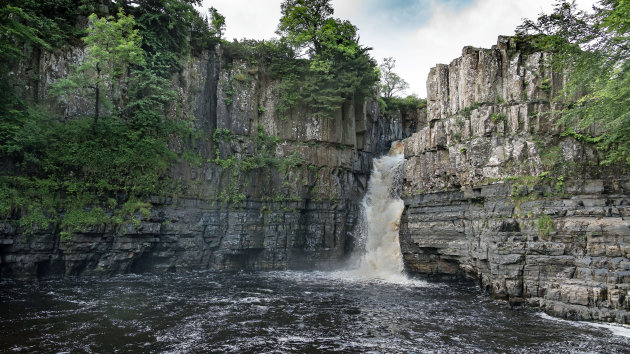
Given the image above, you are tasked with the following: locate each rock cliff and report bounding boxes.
[4,32,629,326]
[0,46,407,278]
[399,36,630,324]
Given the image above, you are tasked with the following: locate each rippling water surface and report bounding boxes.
[1,271,629,353]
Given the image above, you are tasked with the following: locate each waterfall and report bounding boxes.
[353,141,407,282]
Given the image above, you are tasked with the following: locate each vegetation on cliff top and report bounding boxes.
[517,0,630,165]
[377,57,426,116]
[0,0,383,235]
[215,0,380,119]
[274,0,379,118]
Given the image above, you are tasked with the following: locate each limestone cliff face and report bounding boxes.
[400,36,630,323]
[0,46,406,278]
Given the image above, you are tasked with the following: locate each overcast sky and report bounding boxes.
[200,0,598,97]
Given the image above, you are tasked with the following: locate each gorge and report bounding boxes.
[1,0,629,332]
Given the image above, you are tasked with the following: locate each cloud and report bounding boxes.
[202,0,598,97]
[200,0,282,41]
[403,0,556,97]
[359,0,475,31]
[335,0,598,97]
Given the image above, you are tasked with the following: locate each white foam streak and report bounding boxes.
[538,312,630,338]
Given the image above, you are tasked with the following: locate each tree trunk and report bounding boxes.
[95,86,100,123]
[94,63,100,131]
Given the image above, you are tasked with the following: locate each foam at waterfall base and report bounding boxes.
[320,269,430,287]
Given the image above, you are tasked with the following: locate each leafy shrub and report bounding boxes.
[537,214,554,237]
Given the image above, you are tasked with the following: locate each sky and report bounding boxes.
[200,0,598,97]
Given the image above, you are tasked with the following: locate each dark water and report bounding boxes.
[1,271,629,353]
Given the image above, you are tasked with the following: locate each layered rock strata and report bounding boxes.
[399,36,630,323]
[0,46,407,278]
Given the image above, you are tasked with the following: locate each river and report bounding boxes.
[2,143,630,352]
[1,270,630,352]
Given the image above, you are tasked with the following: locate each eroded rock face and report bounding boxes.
[0,46,406,278]
[400,36,630,324]
[1,198,359,277]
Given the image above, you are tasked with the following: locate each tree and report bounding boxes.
[274,0,378,118]
[209,6,225,38]
[53,10,144,126]
[379,57,409,99]
[125,0,209,74]
[0,4,50,156]
[276,0,334,56]
[517,0,630,164]
[0,5,49,98]
[0,5,48,62]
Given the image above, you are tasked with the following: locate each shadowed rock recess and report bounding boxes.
[399,36,630,324]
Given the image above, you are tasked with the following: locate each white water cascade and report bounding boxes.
[353,141,407,282]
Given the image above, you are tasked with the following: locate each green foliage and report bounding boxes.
[117,199,152,226]
[0,4,51,131]
[277,0,334,56]
[0,4,49,61]
[491,113,507,123]
[273,0,378,118]
[1,77,177,237]
[382,95,426,116]
[510,183,528,198]
[2,0,97,49]
[379,57,409,99]
[517,0,630,165]
[213,128,233,144]
[555,175,566,194]
[52,10,145,124]
[0,0,218,236]
[219,1,379,120]
[233,72,248,82]
[0,113,170,234]
[537,214,554,237]
[208,6,225,39]
[540,77,552,92]
[127,0,216,72]
[211,125,306,204]
[124,65,178,135]
[461,102,482,118]
[3,113,174,189]
[222,77,234,107]
[540,144,564,171]
[61,207,108,234]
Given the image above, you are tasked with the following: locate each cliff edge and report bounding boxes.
[400,36,630,324]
